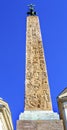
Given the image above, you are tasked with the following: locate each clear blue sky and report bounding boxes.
[0,0,67,130]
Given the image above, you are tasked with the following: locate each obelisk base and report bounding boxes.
[17,120,64,130]
[17,111,64,130]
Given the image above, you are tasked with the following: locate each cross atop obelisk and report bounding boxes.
[25,4,52,110]
[27,4,36,16]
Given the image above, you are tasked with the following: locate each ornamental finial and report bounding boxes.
[27,4,36,16]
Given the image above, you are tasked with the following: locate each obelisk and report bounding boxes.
[17,4,64,130]
[25,12,52,111]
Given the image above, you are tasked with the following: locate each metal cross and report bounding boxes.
[27,4,36,16]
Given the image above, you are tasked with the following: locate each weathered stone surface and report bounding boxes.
[17,120,64,130]
[25,16,52,110]
[19,111,59,120]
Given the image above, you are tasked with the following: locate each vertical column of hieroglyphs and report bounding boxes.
[25,16,52,110]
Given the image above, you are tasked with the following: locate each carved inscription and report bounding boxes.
[25,16,52,110]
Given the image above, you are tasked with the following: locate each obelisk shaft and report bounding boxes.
[25,16,52,110]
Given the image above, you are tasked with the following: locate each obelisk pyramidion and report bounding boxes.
[17,4,64,130]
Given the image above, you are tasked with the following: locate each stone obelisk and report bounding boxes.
[25,15,52,111]
[17,4,64,130]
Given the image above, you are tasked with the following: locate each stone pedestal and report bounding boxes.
[17,120,64,130]
[19,111,59,120]
[17,111,64,130]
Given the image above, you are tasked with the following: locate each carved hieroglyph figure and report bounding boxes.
[25,16,52,110]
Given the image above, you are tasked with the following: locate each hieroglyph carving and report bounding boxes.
[25,16,52,110]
